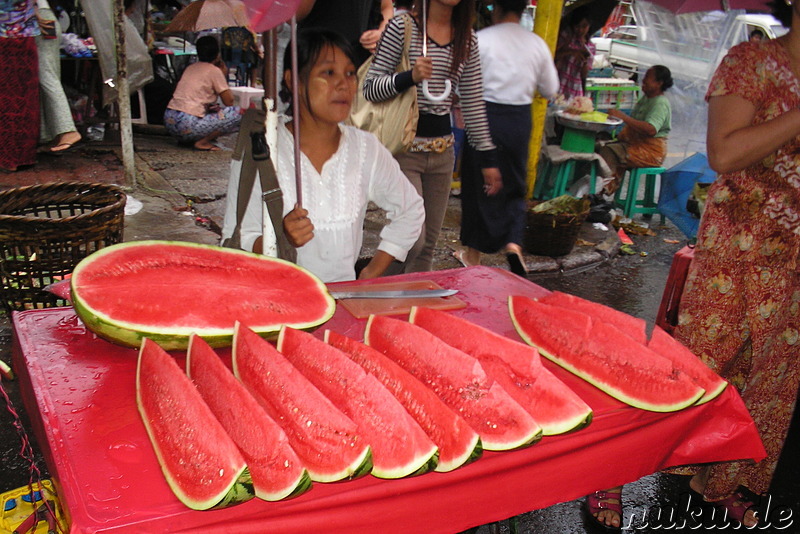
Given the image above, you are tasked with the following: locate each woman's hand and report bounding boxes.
[482,167,502,196]
[359,28,383,53]
[607,108,628,120]
[283,205,314,247]
[412,56,433,84]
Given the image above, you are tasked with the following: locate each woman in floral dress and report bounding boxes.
[674,0,800,527]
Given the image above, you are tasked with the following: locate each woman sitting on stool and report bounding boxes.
[164,35,242,151]
[596,65,673,195]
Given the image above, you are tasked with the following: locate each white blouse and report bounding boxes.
[221,122,424,283]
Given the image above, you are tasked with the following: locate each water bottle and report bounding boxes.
[520,8,534,32]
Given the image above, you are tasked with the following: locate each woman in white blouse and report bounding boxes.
[220,29,424,283]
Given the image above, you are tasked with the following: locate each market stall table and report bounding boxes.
[11,266,765,534]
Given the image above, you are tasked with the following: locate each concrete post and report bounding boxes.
[114,0,136,188]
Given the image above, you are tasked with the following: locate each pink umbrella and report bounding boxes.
[165,0,251,32]
[646,0,770,14]
[241,0,301,32]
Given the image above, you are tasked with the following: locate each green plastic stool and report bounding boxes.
[535,157,598,200]
[614,166,666,222]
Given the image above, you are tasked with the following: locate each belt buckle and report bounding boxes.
[432,138,447,153]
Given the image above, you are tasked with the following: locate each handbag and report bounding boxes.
[347,12,418,155]
[222,108,296,263]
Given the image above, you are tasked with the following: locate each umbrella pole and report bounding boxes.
[290,16,302,208]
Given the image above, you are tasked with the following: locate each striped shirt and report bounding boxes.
[364,14,497,160]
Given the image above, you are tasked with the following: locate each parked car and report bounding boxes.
[592,13,787,81]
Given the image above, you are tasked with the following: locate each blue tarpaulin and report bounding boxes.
[658,152,717,239]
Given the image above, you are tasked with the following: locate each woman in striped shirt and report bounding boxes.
[364,0,500,273]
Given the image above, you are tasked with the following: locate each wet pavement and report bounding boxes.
[1,128,798,533]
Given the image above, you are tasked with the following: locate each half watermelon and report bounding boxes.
[325,330,482,473]
[509,296,704,412]
[232,322,372,483]
[136,338,253,510]
[647,326,728,404]
[186,334,312,501]
[277,327,439,479]
[365,315,543,451]
[409,307,593,435]
[71,241,335,349]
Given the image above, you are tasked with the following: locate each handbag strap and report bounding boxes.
[230,108,296,262]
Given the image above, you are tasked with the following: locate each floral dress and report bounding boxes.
[674,40,800,501]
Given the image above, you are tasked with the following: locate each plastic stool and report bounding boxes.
[614,166,665,222]
[535,157,598,200]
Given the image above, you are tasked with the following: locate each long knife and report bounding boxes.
[329,289,458,300]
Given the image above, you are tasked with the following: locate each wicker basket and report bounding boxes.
[0,182,126,311]
[524,207,589,257]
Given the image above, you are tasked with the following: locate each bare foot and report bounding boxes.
[590,486,622,528]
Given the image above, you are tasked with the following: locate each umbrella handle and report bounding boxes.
[422,79,451,102]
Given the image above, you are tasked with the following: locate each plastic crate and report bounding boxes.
[585,79,639,113]
[1,480,67,534]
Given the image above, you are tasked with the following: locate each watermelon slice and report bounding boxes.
[509,296,705,412]
[136,338,253,510]
[186,334,312,501]
[71,241,335,349]
[365,315,543,451]
[277,327,439,479]
[325,330,482,473]
[232,323,372,482]
[538,291,648,344]
[647,326,728,404]
[409,307,593,435]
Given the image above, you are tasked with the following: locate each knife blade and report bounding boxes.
[329,289,458,300]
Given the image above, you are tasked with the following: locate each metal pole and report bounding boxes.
[290,16,302,207]
[113,0,136,188]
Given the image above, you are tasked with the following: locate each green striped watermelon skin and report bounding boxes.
[509,296,704,412]
[409,306,593,436]
[136,338,253,510]
[278,327,439,479]
[365,315,543,451]
[186,334,312,501]
[71,241,335,350]
[325,330,482,473]
[232,322,373,483]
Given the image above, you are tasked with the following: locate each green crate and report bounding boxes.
[560,126,596,153]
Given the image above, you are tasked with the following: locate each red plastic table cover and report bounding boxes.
[11,266,765,534]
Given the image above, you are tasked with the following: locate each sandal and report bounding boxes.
[505,252,528,277]
[712,491,758,527]
[453,249,474,268]
[585,489,622,532]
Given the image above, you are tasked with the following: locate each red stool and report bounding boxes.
[656,245,695,335]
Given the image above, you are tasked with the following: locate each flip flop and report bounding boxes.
[506,252,528,277]
[48,141,80,155]
[193,145,221,152]
[584,489,622,532]
[453,249,472,268]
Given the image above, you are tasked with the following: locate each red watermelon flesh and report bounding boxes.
[232,323,372,483]
[647,326,728,404]
[277,327,439,479]
[325,330,482,473]
[136,338,253,510]
[410,307,593,436]
[509,296,704,412]
[365,315,542,451]
[186,334,312,501]
[538,291,648,345]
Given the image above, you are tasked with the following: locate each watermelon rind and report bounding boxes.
[365,315,543,451]
[278,327,440,480]
[186,334,312,501]
[136,338,254,511]
[232,322,373,483]
[409,306,593,436]
[71,241,335,350]
[509,296,704,413]
[325,330,483,473]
